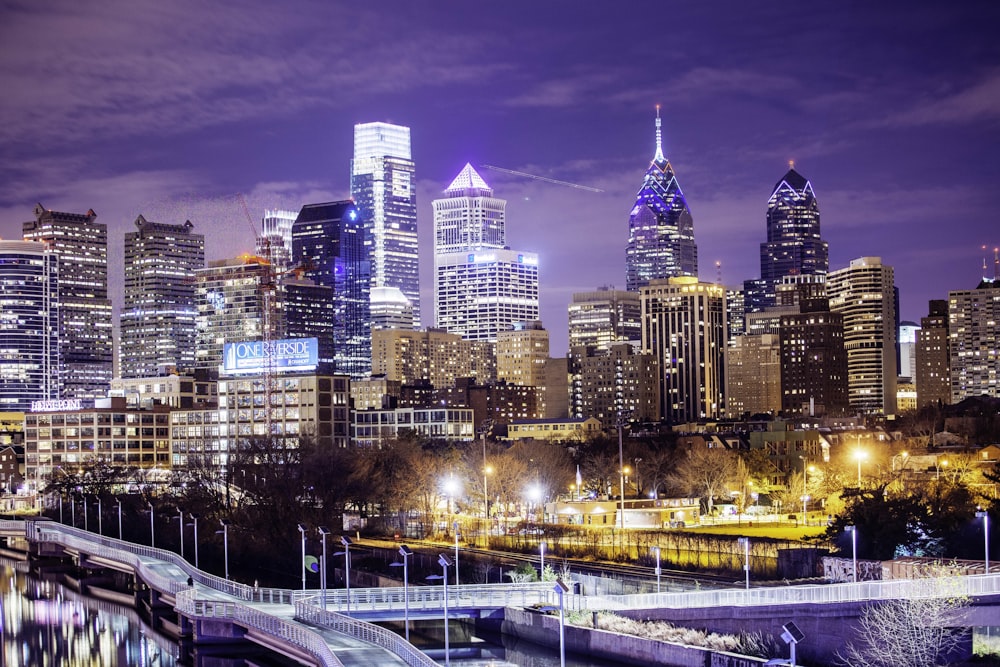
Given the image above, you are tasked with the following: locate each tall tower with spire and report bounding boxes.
[744,162,828,313]
[625,107,698,291]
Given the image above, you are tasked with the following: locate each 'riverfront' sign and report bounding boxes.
[222,338,319,375]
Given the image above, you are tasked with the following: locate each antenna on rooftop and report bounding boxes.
[715,260,723,285]
[994,246,999,281]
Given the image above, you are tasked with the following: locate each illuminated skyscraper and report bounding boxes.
[119,216,205,378]
[641,277,727,423]
[291,201,371,378]
[625,108,698,291]
[744,165,828,313]
[23,203,112,400]
[827,257,897,416]
[916,300,950,407]
[433,164,539,341]
[351,122,420,326]
[257,209,297,277]
[567,287,641,353]
[0,240,59,410]
[948,279,1000,402]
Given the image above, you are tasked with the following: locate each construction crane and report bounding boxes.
[480,164,604,193]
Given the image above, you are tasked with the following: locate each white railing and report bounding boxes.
[176,587,343,666]
[587,573,1000,611]
[296,599,438,667]
[317,581,555,614]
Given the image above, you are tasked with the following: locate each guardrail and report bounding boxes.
[588,572,1000,611]
[296,599,438,667]
[317,581,556,614]
[177,587,343,667]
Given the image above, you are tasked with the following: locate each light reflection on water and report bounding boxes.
[1,559,178,666]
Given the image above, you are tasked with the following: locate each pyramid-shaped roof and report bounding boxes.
[445,163,492,194]
[772,167,812,197]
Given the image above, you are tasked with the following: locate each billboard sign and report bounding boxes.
[222,338,319,375]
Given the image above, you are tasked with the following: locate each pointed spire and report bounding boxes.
[445,163,492,194]
[653,105,665,163]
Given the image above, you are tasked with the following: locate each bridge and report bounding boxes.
[4,518,999,667]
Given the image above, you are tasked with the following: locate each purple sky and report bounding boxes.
[2,1,999,356]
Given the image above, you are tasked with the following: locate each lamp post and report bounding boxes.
[854,448,867,486]
[96,496,102,535]
[540,541,546,579]
[390,545,413,641]
[801,495,810,525]
[553,578,569,667]
[846,525,858,582]
[976,510,990,574]
[71,493,76,527]
[176,508,185,560]
[296,523,306,591]
[147,501,154,548]
[189,513,200,569]
[83,495,88,532]
[480,418,493,544]
[436,554,453,667]
[340,536,353,615]
[453,521,460,586]
[116,497,122,541]
[737,537,750,589]
[318,526,330,610]
[219,519,230,581]
[58,493,63,524]
[799,456,808,520]
[652,546,661,594]
[616,412,627,554]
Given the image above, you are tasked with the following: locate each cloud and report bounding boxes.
[890,70,1000,127]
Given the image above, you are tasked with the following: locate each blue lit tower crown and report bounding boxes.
[625,107,698,292]
[744,163,828,312]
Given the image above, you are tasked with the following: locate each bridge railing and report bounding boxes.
[317,581,556,613]
[177,587,343,667]
[588,572,1000,611]
[295,598,438,667]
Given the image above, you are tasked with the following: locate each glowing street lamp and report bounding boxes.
[853,449,868,486]
[976,509,990,574]
[846,525,858,582]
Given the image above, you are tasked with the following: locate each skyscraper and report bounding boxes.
[352,122,420,326]
[625,108,698,291]
[744,164,828,313]
[23,203,112,400]
[291,201,371,379]
[641,277,727,423]
[257,209,297,277]
[119,216,205,378]
[0,240,59,410]
[433,164,539,341]
[916,299,950,407]
[497,321,549,387]
[194,256,275,372]
[827,257,897,416]
[948,279,1000,402]
[567,287,642,353]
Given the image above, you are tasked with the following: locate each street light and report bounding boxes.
[800,495,810,525]
[318,526,330,609]
[176,508,185,560]
[83,495,88,532]
[652,546,661,593]
[540,541,546,579]
[976,509,990,574]
[189,513,200,569]
[435,553,453,667]
[846,525,858,582]
[854,448,867,487]
[146,501,155,549]
[296,523,307,591]
[553,578,570,667]
[616,413,627,549]
[737,537,750,590]
[453,521,460,586]
[340,536,353,615]
[218,519,231,580]
[116,497,122,541]
[390,545,413,641]
[95,496,102,535]
[480,418,493,542]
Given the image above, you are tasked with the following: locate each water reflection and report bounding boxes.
[1,559,178,666]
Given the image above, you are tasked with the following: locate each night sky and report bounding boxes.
[2,1,999,355]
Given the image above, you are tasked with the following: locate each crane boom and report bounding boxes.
[480,165,604,192]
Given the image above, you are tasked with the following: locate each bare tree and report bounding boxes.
[669,442,737,515]
[838,572,970,667]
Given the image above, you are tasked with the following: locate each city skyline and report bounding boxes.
[1,1,999,355]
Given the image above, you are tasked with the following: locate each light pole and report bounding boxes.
[540,541,546,579]
[800,495,810,525]
[189,513,200,569]
[553,578,569,667]
[71,493,76,527]
[737,537,750,589]
[652,546,661,593]
[846,525,858,582]
[318,526,330,610]
[616,413,626,539]
[219,519,230,581]
[799,456,808,520]
[176,508,185,560]
[976,509,990,574]
[453,521,460,586]
[95,497,102,535]
[480,418,493,544]
[340,536,353,615]
[83,495,88,532]
[296,523,306,591]
[116,497,122,540]
[147,501,154,548]
[390,545,413,641]
[436,554,452,667]
[854,448,867,486]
